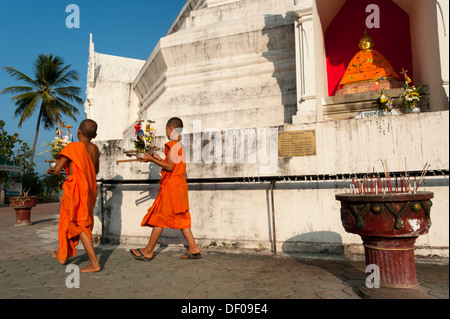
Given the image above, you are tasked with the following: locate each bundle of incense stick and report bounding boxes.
[350,176,407,195]
[348,161,431,195]
[416,163,430,191]
[380,159,393,193]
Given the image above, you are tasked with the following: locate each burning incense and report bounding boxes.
[416,163,430,191]
[346,160,433,196]
[413,177,417,194]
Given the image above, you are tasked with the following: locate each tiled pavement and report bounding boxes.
[0,203,448,303]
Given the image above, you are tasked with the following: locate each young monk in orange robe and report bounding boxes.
[49,119,101,273]
[130,117,201,261]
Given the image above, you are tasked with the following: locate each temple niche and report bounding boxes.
[325,0,413,97]
[314,0,450,120]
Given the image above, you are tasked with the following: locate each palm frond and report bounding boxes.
[53,87,84,105]
[41,103,59,130]
[11,91,40,104]
[40,96,78,131]
[14,94,40,127]
[53,96,80,118]
[53,86,81,95]
[0,85,33,96]
[54,69,80,87]
[33,54,62,85]
[45,56,66,85]
[2,67,38,87]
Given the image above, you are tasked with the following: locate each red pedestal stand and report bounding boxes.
[9,196,37,226]
[336,192,433,298]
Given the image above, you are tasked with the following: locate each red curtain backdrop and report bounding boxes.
[325,0,413,96]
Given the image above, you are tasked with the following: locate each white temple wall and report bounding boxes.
[93,111,449,258]
[85,52,145,141]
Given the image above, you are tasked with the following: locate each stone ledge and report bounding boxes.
[323,85,430,121]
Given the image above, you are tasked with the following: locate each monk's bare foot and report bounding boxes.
[52,250,66,265]
[80,264,101,273]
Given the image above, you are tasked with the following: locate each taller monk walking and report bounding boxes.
[130,117,201,261]
[49,119,101,273]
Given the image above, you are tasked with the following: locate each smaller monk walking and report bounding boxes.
[130,117,201,261]
[49,119,101,273]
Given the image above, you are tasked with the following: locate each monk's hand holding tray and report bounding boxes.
[46,169,65,176]
[136,152,153,163]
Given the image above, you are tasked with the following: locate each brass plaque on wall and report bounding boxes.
[278,130,316,157]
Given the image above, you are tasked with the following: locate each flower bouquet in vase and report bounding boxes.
[376,89,394,115]
[117,118,159,165]
[400,85,422,113]
[39,122,72,172]
[399,68,422,113]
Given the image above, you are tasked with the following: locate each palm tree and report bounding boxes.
[1,54,82,169]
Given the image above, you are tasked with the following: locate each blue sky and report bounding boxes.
[0,0,186,174]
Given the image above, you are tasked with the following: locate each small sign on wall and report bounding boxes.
[354,108,402,119]
[278,130,316,157]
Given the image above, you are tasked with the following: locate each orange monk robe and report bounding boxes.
[141,140,191,229]
[338,49,401,89]
[57,142,98,261]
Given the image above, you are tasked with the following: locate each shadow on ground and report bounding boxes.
[281,231,366,297]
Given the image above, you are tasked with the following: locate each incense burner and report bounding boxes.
[335,191,433,298]
[9,195,37,226]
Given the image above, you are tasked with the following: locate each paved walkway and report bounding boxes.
[0,203,448,303]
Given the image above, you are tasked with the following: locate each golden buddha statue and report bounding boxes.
[337,30,402,95]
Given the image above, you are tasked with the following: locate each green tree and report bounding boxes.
[0,120,34,191]
[0,54,82,169]
[22,170,44,196]
[0,119,20,161]
[41,173,65,196]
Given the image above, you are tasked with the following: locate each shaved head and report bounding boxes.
[79,119,97,139]
[166,117,183,132]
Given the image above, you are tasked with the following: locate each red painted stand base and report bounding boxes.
[363,236,418,288]
[359,285,429,299]
[359,236,430,299]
